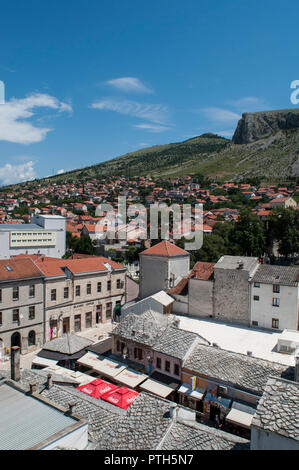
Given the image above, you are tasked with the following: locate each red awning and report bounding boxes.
[102,386,139,410]
[77,378,118,399]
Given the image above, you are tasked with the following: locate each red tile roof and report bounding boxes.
[0,258,44,281]
[35,256,125,277]
[141,240,188,256]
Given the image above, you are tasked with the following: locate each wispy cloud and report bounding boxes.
[106,77,152,94]
[91,98,169,124]
[0,93,72,144]
[201,107,241,123]
[227,97,268,112]
[214,129,235,138]
[0,160,37,185]
[134,123,171,133]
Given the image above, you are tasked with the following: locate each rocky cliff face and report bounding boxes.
[232,109,299,144]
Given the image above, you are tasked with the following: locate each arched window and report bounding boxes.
[28,330,36,347]
[11,332,21,350]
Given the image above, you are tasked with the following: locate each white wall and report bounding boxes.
[251,426,299,450]
[250,283,299,331]
[42,423,88,450]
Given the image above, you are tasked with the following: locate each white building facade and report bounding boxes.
[0,215,66,259]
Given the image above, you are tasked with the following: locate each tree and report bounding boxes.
[267,208,299,258]
[231,208,266,256]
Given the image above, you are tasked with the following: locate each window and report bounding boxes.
[86,284,91,295]
[117,279,122,289]
[116,340,120,352]
[165,360,170,373]
[252,321,259,326]
[174,363,180,376]
[273,297,280,307]
[76,285,81,297]
[0,289,2,302]
[29,306,35,320]
[156,357,161,369]
[134,347,143,361]
[106,302,112,318]
[273,284,280,293]
[107,280,111,291]
[28,330,36,346]
[13,309,19,324]
[97,282,102,293]
[272,318,279,329]
[64,287,69,299]
[85,312,92,329]
[74,314,81,332]
[253,295,260,301]
[254,282,260,288]
[0,312,2,326]
[29,285,35,298]
[51,289,56,301]
[13,286,19,301]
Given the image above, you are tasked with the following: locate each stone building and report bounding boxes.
[139,240,190,299]
[0,258,44,356]
[213,256,260,325]
[34,256,126,341]
[251,376,299,450]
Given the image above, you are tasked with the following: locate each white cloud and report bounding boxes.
[106,77,152,94]
[227,97,268,112]
[0,161,37,185]
[0,93,72,144]
[134,123,171,133]
[201,107,241,123]
[91,98,168,124]
[214,130,235,138]
[57,168,65,174]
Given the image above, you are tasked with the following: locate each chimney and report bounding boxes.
[295,349,299,383]
[68,401,77,415]
[29,382,37,394]
[46,373,53,390]
[10,346,20,382]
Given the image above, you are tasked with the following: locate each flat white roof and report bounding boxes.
[226,408,254,429]
[279,330,299,342]
[114,368,148,388]
[176,316,295,366]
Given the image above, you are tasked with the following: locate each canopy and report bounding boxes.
[225,408,254,429]
[102,386,139,410]
[178,382,205,400]
[43,365,94,385]
[114,368,148,388]
[77,352,128,378]
[139,372,180,398]
[31,356,58,368]
[77,378,118,399]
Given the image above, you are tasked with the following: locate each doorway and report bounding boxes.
[11,332,21,351]
[63,317,70,334]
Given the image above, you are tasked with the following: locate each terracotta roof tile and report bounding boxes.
[141,240,188,256]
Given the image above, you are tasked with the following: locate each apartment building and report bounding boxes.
[250,265,299,331]
[35,256,126,341]
[0,258,44,357]
[0,215,66,259]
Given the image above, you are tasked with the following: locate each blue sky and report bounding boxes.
[0,0,299,184]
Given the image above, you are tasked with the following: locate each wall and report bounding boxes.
[44,270,126,341]
[42,423,88,450]
[139,254,189,299]
[251,426,299,450]
[250,282,299,331]
[153,351,181,380]
[213,267,251,325]
[0,278,44,354]
[188,278,214,318]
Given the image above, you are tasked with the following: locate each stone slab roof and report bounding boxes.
[183,344,294,395]
[153,327,205,360]
[160,420,250,450]
[252,264,299,287]
[42,334,93,355]
[252,377,299,441]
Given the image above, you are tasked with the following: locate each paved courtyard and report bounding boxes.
[175,315,295,366]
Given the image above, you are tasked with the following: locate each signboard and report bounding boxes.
[191,376,196,391]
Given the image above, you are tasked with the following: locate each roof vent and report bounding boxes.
[5,265,12,271]
[237,261,244,269]
[212,342,219,348]
[247,351,253,356]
